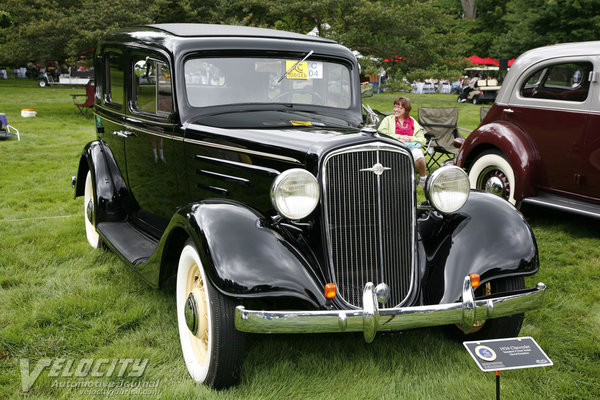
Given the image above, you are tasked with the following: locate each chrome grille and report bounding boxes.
[322,144,415,307]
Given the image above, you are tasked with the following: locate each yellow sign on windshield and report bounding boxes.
[290,120,312,126]
[285,61,308,80]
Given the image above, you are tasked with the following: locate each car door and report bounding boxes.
[581,59,600,200]
[124,52,183,237]
[99,49,128,202]
[506,59,593,195]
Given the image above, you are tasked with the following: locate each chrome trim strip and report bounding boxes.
[235,280,547,342]
[521,197,600,218]
[95,105,175,127]
[185,137,302,164]
[194,155,280,176]
[196,169,251,186]
[493,103,594,115]
[95,114,182,141]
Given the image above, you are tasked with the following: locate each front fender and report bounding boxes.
[174,200,327,309]
[419,191,539,305]
[456,121,538,200]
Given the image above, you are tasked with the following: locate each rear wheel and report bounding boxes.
[176,240,245,389]
[84,171,103,249]
[468,150,516,204]
[446,276,525,341]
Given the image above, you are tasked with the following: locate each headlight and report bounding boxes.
[271,169,320,220]
[425,166,470,213]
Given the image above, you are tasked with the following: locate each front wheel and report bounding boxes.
[176,240,245,389]
[468,150,516,204]
[38,79,47,88]
[446,276,525,341]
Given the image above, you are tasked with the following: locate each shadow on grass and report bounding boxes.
[520,203,600,239]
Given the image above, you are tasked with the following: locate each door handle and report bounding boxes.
[112,130,137,138]
[503,108,514,114]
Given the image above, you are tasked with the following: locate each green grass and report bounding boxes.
[1,80,599,399]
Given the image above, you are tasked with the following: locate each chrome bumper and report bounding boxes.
[235,276,546,343]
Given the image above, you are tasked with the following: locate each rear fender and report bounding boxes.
[456,121,538,200]
[166,200,327,309]
[419,191,539,304]
[74,140,128,223]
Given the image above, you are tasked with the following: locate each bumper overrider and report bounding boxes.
[235,276,546,343]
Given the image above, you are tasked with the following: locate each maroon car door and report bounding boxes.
[582,107,600,200]
[507,60,593,196]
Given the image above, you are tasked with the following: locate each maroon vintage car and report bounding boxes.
[457,41,600,218]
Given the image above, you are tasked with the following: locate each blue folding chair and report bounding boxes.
[0,113,20,141]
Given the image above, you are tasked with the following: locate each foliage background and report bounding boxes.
[1,0,600,80]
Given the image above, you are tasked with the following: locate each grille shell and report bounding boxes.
[322,143,416,308]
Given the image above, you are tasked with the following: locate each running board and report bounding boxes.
[521,192,600,219]
[97,221,158,265]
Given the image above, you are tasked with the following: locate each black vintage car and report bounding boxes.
[73,24,546,389]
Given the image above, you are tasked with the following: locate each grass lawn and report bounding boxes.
[0,79,599,399]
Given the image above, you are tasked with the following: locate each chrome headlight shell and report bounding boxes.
[271,169,320,220]
[425,166,470,213]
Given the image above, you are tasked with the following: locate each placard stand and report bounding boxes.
[495,370,500,400]
[463,337,552,400]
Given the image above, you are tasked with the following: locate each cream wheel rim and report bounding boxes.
[186,262,209,364]
[177,244,212,382]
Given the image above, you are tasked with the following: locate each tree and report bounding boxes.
[0,0,155,66]
[461,0,477,18]
[491,0,600,58]
[326,1,467,79]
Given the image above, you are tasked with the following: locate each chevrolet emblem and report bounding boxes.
[360,163,391,176]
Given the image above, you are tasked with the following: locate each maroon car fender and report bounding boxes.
[456,121,538,201]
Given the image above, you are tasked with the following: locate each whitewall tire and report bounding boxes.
[176,240,245,389]
[468,151,516,205]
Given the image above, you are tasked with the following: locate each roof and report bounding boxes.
[497,40,600,104]
[145,23,335,44]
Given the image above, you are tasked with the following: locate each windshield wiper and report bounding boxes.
[277,50,314,83]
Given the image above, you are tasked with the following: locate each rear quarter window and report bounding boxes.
[520,61,592,102]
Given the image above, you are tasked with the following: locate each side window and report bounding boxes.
[520,61,592,102]
[105,53,124,106]
[133,57,172,115]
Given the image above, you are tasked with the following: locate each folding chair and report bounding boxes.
[0,113,20,141]
[71,82,94,116]
[418,107,464,173]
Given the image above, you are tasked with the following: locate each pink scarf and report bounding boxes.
[395,117,414,136]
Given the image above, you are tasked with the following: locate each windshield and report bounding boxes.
[184,57,352,109]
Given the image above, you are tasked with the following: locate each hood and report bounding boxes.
[183,115,392,173]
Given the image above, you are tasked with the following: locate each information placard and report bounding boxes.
[463,337,553,372]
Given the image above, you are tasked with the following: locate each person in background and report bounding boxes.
[378,96,427,186]
[458,74,479,102]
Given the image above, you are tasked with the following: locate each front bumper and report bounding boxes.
[235,276,546,343]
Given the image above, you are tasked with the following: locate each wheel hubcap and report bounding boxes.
[184,293,199,335]
[86,199,94,223]
[478,169,510,200]
[485,176,505,197]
